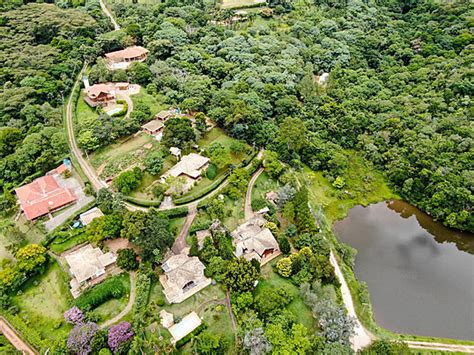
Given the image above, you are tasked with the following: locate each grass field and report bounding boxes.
[12,262,72,343]
[298,150,397,225]
[76,94,98,126]
[93,274,131,324]
[49,232,88,254]
[251,171,280,204]
[221,0,266,9]
[198,128,251,166]
[256,259,316,331]
[131,91,167,115]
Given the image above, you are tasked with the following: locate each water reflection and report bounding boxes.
[333,201,474,340]
[387,200,474,254]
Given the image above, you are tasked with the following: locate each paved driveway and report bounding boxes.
[44,176,94,232]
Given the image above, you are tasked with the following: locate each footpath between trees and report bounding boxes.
[0,316,37,355]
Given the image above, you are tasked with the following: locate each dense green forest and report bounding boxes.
[96,0,471,231]
[0,0,114,194]
[1,0,472,231]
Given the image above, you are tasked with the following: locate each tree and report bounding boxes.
[96,188,124,214]
[116,248,139,271]
[162,117,195,148]
[67,322,99,354]
[193,332,227,354]
[361,340,409,355]
[86,214,122,244]
[15,244,47,273]
[195,112,207,134]
[113,167,143,195]
[135,212,173,262]
[243,328,272,355]
[108,321,134,353]
[144,151,163,176]
[278,236,291,255]
[265,323,311,354]
[128,62,152,85]
[64,306,85,325]
[206,142,231,169]
[263,150,285,178]
[223,258,259,293]
[276,257,293,277]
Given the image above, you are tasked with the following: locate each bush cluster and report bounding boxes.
[75,276,126,310]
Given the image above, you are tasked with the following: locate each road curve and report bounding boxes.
[99,0,120,31]
[245,167,264,220]
[66,65,108,192]
[100,272,136,329]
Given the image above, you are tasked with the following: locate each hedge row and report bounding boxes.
[175,323,207,348]
[75,275,127,310]
[124,195,163,207]
[156,207,189,219]
[173,172,229,205]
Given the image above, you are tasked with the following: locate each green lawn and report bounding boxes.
[12,262,72,344]
[251,171,280,205]
[169,217,186,238]
[49,232,87,255]
[222,196,245,231]
[76,94,98,127]
[298,150,397,225]
[198,127,251,166]
[256,259,316,331]
[131,91,167,115]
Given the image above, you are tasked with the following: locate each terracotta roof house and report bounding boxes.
[64,244,117,298]
[142,120,164,135]
[105,46,149,70]
[159,253,211,303]
[84,83,116,107]
[15,174,77,221]
[79,207,104,226]
[232,217,281,265]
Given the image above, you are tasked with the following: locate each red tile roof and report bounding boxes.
[104,46,149,60]
[86,83,115,99]
[48,163,68,176]
[15,175,77,220]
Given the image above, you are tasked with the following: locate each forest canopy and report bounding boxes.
[102,0,473,231]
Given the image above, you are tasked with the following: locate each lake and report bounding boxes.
[333,200,474,340]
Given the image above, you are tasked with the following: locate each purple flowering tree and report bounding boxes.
[64,306,85,325]
[108,321,134,353]
[67,322,99,354]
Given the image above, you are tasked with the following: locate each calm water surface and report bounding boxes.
[333,200,474,340]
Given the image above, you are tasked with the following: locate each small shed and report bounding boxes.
[79,207,104,226]
[170,147,181,159]
[160,310,174,329]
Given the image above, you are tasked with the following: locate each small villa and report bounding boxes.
[155,110,175,121]
[232,216,281,265]
[84,83,116,107]
[160,153,210,194]
[142,119,164,136]
[159,253,211,303]
[15,164,77,221]
[64,244,118,298]
[105,46,149,70]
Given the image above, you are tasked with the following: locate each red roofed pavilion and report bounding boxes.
[15,175,77,221]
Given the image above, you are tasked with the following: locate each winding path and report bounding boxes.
[245,167,264,220]
[100,272,137,329]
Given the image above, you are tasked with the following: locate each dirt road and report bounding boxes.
[171,204,197,254]
[245,167,264,220]
[329,252,374,351]
[99,0,120,31]
[66,66,108,192]
[0,317,37,354]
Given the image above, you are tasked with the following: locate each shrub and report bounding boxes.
[206,164,217,180]
[64,306,85,325]
[75,276,126,310]
[113,167,143,195]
